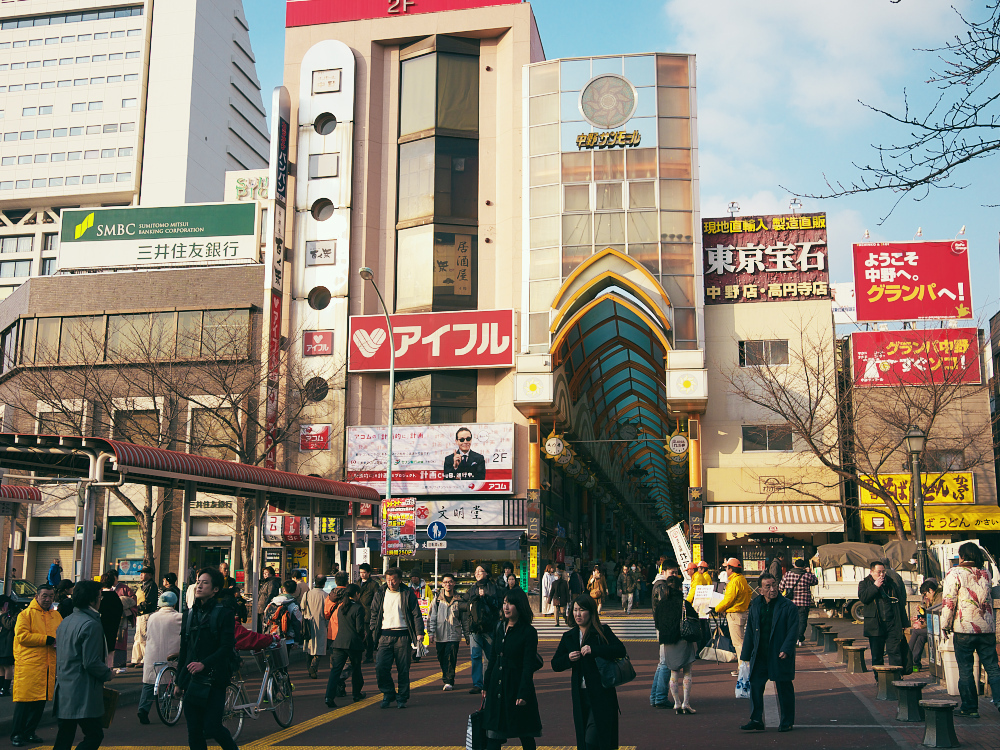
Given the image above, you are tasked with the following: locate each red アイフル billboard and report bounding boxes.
[853,240,973,322]
[348,309,515,372]
[851,329,981,387]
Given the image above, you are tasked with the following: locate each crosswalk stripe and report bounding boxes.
[534,617,657,641]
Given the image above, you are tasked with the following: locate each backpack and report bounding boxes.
[470,594,498,634]
[184,603,241,677]
[265,600,303,643]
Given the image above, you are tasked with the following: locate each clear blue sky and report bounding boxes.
[244,0,1000,330]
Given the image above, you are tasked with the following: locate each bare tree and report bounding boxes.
[719,316,995,540]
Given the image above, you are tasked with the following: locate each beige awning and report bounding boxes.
[705,503,844,533]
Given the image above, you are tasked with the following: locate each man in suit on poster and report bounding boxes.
[442,427,486,481]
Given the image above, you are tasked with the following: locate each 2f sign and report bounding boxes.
[388,0,415,11]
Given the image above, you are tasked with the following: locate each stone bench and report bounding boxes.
[844,645,867,674]
[809,622,828,643]
[893,680,929,722]
[919,699,959,748]
[822,630,839,653]
[834,637,855,663]
[872,665,903,700]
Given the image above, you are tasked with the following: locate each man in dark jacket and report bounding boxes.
[177,568,238,750]
[47,559,62,588]
[131,566,158,667]
[325,584,366,708]
[357,563,379,663]
[461,565,500,693]
[858,560,904,668]
[740,573,798,733]
[257,567,281,631]
[370,567,424,709]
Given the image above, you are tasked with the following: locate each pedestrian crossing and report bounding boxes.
[534,613,657,641]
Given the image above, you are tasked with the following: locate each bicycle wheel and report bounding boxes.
[268,670,295,727]
[154,666,184,726]
[222,683,245,742]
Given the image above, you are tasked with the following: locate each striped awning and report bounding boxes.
[704,503,844,533]
[0,485,41,503]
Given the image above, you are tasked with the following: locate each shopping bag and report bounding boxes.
[101,687,120,729]
[734,661,751,700]
[698,646,736,663]
[466,700,487,750]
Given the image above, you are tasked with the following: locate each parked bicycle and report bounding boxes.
[152,654,183,725]
[222,638,295,740]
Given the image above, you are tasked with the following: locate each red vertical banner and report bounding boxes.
[264,290,282,469]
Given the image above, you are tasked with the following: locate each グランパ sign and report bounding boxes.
[851,329,981,387]
[702,213,829,305]
[59,204,257,270]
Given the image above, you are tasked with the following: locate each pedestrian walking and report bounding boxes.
[324,583,366,708]
[98,573,124,670]
[302,575,329,679]
[54,581,75,618]
[541,565,557,617]
[263,580,304,640]
[481,587,542,750]
[709,558,752,677]
[428,573,463,690]
[908,580,941,672]
[370,566,424,709]
[462,564,500,693]
[587,566,607,614]
[858,560,904,668]
[131,566,158,667]
[941,542,1000,718]
[357,563,379,663]
[739,573,797,732]
[767,553,787,582]
[52,580,114,750]
[547,568,569,626]
[652,575,699,713]
[47,558,63,588]
[256,566,281,631]
[137,591,182,724]
[292,571,308,606]
[0,594,18,696]
[551,594,628,750]
[778,559,818,644]
[621,565,638,615]
[176,568,239,750]
[10,584,60,747]
[161,573,181,611]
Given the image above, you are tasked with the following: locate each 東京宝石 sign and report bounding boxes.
[851,329,981,387]
[853,240,973,321]
[58,203,258,270]
[702,213,829,305]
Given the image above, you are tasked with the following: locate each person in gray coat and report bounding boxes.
[53,580,114,750]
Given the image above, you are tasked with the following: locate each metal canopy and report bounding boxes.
[0,485,41,503]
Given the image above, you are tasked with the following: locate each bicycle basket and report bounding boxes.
[264,640,289,669]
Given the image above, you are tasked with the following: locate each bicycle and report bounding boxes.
[152,654,184,725]
[222,638,295,740]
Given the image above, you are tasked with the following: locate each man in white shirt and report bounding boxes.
[369,567,424,709]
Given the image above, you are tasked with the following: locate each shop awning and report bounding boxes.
[705,504,844,533]
[416,529,523,551]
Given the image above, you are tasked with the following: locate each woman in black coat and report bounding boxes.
[552,594,628,750]
[653,575,699,714]
[98,571,125,663]
[482,588,542,750]
[0,594,17,695]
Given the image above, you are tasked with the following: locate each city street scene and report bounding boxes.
[0,1,999,749]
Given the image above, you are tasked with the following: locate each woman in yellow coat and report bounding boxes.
[11,585,60,746]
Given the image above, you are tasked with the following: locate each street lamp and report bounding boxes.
[359,267,395,573]
[904,425,928,579]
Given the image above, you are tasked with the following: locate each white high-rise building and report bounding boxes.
[0,0,269,297]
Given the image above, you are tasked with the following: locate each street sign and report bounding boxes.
[427,520,448,540]
[426,540,447,549]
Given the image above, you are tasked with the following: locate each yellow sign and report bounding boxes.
[289,548,308,570]
[861,505,1000,533]
[529,545,538,578]
[576,130,641,149]
[859,472,975,506]
[692,543,702,565]
[703,215,826,234]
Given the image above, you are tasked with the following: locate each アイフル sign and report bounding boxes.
[851,329,981,387]
[303,331,333,356]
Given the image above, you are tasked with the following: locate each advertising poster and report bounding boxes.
[702,213,829,305]
[851,329,981,387]
[346,423,514,495]
[853,240,973,321]
[381,498,416,555]
[859,472,975,506]
[299,424,331,451]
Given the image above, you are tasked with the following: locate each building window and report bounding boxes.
[113,409,160,447]
[88,101,103,111]
[190,408,237,461]
[40,258,56,275]
[393,371,477,425]
[0,260,30,277]
[395,227,477,312]
[308,153,339,179]
[43,234,58,253]
[738,339,789,367]
[924,450,965,472]
[71,102,85,112]
[122,98,137,108]
[741,425,793,452]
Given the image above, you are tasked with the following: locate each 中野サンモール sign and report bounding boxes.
[851,329,981,387]
[59,203,257,270]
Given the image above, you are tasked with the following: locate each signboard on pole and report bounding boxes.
[851,329,981,387]
[380,497,416,555]
[667,522,692,575]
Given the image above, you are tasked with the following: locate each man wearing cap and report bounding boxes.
[131,566,158,668]
[137,591,183,724]
[685,562,713,603]
[711,558,752,675]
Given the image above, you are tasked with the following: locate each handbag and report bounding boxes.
[596,654,636,688]
[466,698,487,750]
[101,687,119,729]
[735,661,751,699]
[679,602,700,642]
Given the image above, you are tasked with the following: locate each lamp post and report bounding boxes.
[359,267,395,574]
[904,425,928,579]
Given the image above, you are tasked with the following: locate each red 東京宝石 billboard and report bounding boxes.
[286,0,520,27]
[348,309,514,372]
[851,328,981,387]
[853,240,973,322]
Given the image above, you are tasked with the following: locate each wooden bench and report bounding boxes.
[893,680,928,722]
[872,665,903,700]
[919,699,960,748]
[834,637,855,663]
[844,645,867,674]
[822,630,839,653]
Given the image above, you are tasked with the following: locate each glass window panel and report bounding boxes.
[562,214,592,245]
[529,123,558,155]
[108,312,174,360]
[626,148,657,179]
[593,150,623,181]
[529,185,559,217]
[768,426,793,451]
[768,340,790,365]
[530,216,559,249]
[660,275,695,306]
[113,409,160,447]
[624,55,656,87]
[560,92,582,123]
[560,59,591,91]
[657,87,690,117]
[629,243,658,274]
[191,408,237,460]
[561,152,591,183]
[659,180,692,211]
[564,184,590,212]
[657,55,689,87]
[595,183,623,210]
[437,53,478,132]
[561,122,586,151]
[661,211,694,242]
[397,138,435,221]
[591,57,622,76]
[658,118,691,148]
[176,310,202,357]
[394,373,431,407]
[628,181,655,208]
[626,211,657,243]
[529,153,559,186]
[59,316,103,362]
[562,245,592,277]
[434,137,478,220]
[633,87,657,118]
[399,53,436,136]
[739,340,765,367]
[528,312,549,344]
[741,425,767,452]
[659,149,692,179]
[203,309,249,358]
[20,318,35,364]
[530,248,560,279]
[673,308,697,340]
[529,93,558,126]
[35,317,59,362]
[529,62,558,96]
[394,405,431,425]
[594,212,625,244]
[529,279,561,313]
[396,225,434,310]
